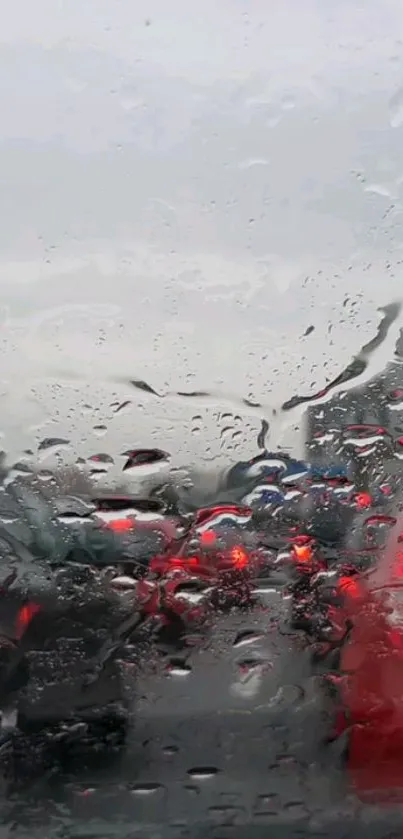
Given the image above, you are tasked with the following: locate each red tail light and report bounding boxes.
[200,529,217,546]
[230,545,249,570]
[291,535,315,566]
[355,492,372,509]
[338,575,363,600]
[107,518,134,533]
[15,602,41,639]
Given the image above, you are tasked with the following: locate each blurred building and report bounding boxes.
[304,330,403,470]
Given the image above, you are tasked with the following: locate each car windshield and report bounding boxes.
[3,1,403,836]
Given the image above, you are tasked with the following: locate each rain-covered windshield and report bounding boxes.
[4,1,403,836]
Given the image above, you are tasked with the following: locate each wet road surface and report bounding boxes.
[0,592,400,838]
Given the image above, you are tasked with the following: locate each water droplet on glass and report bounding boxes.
[93,424,107,438]
[233,629,264,648]
[36,469,56,483]
[122,448,171,476]
[38,437,70,455]
[162,744,179,756]
[364,183,392,198]
[191,415,203,435]
[220,425,235,445]
[112,400,132,415]
[341,424,392,458]
[187,766,219,781]
[75,787,96,798]
[254,793,279,815]
[167,659,192,677]
[0,513,18,525]
[10,462,33,477]
[388,388,403,410]
[208,804,245,824]
[89,469,107,482]
[87,453,114,466]
[238,157,269,170]
[281,94,295,111]
[284,800,309,817]
[390,88,403,127]
[231,658,265,699]
[257,419,269,450]
[184,784,200,796]
[130,783,164,796]
[394,436,403,459]
[110,575,137,590]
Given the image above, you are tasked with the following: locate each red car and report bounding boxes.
[307,510,403,803]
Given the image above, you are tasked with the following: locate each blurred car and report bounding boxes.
[0,481,142,755]
[2,451,403,810]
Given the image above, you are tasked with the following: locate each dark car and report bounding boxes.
[0,480,144,757]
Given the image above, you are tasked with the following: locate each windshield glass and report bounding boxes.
[3,0,403,835]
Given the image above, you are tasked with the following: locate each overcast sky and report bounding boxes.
[1,0,403,474]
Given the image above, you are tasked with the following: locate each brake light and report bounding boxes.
[292,536,314,564]
[294,544,313,562]
[15,602,41,639]
[356,492,372,509]
[200,529,216,546]
[338,575,362,599]
[230,545,249,569]
[107,518,134,532]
